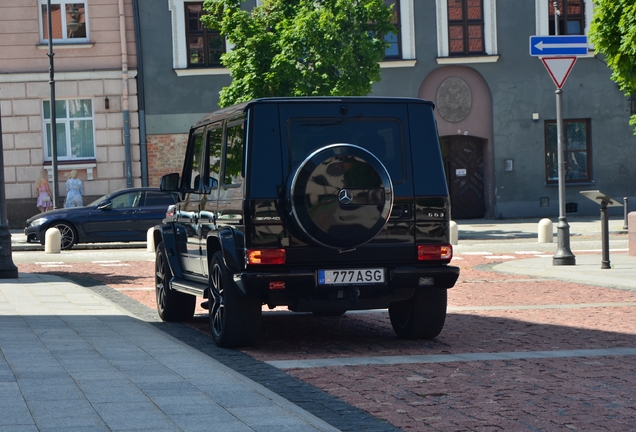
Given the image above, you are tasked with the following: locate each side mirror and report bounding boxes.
[160,173,180,192]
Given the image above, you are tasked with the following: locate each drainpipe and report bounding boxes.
[132,0,148,186]
[119,0,132,187]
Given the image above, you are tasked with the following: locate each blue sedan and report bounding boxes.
[24,187,178,250]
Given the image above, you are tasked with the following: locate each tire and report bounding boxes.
[209,251,261,348]
[288,144,393,249]
[51,222,77,250]
[155,242,196,322]
[389,288,447,339]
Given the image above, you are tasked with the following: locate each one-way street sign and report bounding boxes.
[529,35,588,56]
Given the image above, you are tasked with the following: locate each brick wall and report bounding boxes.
[146,133,188,187]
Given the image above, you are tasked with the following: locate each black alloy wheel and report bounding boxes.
[155,242,195,322]
[209,251,261,348]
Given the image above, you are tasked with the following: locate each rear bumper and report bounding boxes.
[234,265,460,310]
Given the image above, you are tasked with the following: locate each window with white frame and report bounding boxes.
[43,99,95,161]
[170,0,229,73]
[381,0,416,63]
[535,0,593,37]
[39,1,88,43]
[549,0,584,35]
[185,2,225,67]
[435,0,497,61]
[383,0,401,59]
[170,0,416,72]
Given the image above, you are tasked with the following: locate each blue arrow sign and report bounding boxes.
[529,35,588,56]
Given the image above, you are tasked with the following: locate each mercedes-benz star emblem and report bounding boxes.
[338,189,353,205]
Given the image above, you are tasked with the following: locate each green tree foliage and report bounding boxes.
[589,0,636,132]
[201,0,395,107]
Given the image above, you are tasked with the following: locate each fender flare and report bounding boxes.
[216,228,245,274]
[153,224,184,279]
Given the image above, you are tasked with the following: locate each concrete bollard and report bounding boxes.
[449,220,458,245]
[44,227,61,254]
[147,227,155,253]
[629,212,636,256]
[538,218,553,243]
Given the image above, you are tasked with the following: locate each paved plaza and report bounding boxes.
[4,215,636,430]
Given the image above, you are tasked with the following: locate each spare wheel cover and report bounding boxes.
[289,143,393,249]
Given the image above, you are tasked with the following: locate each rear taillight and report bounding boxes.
[418,244,452,261]
[247,249,286,265]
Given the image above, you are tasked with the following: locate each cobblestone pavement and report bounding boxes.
[16,248,636,431]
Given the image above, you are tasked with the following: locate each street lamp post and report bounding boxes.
[47,0,60,208]
[0,88,19,278]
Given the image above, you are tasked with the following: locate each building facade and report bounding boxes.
[105,1,636,219]
[1,0,139,227]
[0,0,636,222]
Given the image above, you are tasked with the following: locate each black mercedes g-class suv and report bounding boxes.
[153,97,459,347]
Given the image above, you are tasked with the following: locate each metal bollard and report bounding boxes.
[44,227,61,254]
[538,218,553,243]
[147,227,155,253]
[449,221,458,245]
[624,197,629,230]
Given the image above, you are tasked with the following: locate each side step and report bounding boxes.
[170,279,206,297]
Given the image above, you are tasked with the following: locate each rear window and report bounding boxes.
[287,118,405,183]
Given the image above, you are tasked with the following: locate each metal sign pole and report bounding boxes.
[551,1,575,266]
[553,86,575,265]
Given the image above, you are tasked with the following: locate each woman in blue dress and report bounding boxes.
[64,169,84,208]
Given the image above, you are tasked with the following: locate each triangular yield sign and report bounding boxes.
[541,56,577,89]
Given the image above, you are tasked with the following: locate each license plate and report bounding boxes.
[318,268,385,285]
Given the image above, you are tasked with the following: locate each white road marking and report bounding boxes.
[266,347,636,370]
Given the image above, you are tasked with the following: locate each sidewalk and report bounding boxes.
[0,273,338,432]
[454,216,635,291]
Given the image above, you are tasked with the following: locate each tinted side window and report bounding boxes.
[144,191,177,206]
[183,127,205,191]
[207,126,223,191]
[223,122,245,187]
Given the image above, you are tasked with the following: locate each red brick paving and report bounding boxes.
[17,253,636,431]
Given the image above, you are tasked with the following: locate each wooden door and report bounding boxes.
[446,136,485,219]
